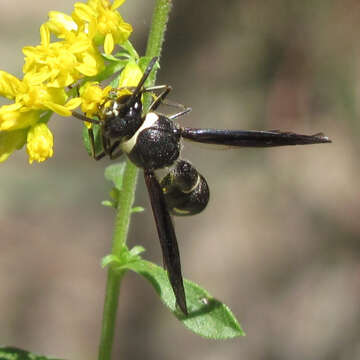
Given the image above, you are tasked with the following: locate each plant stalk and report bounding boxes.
[97,1,172,359]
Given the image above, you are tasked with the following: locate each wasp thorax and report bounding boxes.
[121,113,182,170]
[103,95,143,140]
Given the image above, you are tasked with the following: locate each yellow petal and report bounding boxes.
[45,72,76,88]
[65,97,82,111]
[47,11,78,32]
[116,22,133,44]
[112,0,126,10]
[40,24,50,46]
[0,103,22,112]
[43,102,72,117]
[22,46,36,57]
[69,37,91,53]
[75,63,98,77]
[73,3,96,22]
[24,70,51,85]
[104,33,114,55]
[43,87,68,106]
[0,108,39,131]
[0,71,23,99]
[26,123,54,164]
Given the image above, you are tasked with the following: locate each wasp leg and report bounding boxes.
[72,107,122,161]
[147,85,173,112]
[72,111,101,125]
[83,128,108,161]
[144,169,188,315]
[108,141,123,160]
[168,107,192,120]
[144,85,192,120]
[143,85,170,92]
[144,84,191,116]
[87,128,102,160]
[160,160,210,216]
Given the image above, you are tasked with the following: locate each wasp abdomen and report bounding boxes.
[161,160,210,216]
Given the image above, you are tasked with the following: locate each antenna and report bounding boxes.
[127,57,158,104]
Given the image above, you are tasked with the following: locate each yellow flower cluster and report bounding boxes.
[0,0,132,164]
[80,61,143,119]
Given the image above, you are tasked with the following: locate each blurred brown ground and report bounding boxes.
[1,1,360,359]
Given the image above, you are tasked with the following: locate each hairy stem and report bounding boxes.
[98,163,138,360]
[97,1,172,360]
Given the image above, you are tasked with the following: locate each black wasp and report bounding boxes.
[73,57,331,315]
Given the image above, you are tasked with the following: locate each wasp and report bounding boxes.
[73,57,331,315]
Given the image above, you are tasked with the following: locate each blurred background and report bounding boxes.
[1,0,359,359]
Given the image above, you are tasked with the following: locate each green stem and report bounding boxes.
[97,162,138,360]
[97,1,172,360]
[144,0,172,99]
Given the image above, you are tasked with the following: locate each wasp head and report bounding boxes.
[102,93,143,140]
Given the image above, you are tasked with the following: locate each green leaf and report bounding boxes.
[0,346,63,360]
[125,260,245,339]
[131,206,145,213]
[102,254,123,268]
[101,53,126,62]
[102,188,122,209]
[104,162,126,191]
[129,245,146,257]
[119,40,139,60]
[85,60,127,83]
[109,76,120,89]
[39,110,53,124]
[101,200,115,208]
[82,124,102,156]
[112,50,132,60]
[111,48,139,62]
[102,246,145,269]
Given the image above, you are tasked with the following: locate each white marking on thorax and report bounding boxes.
[120,112,159,154]
[105,101,120,117]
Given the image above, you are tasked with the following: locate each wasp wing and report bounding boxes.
[181,128,331,147]
[144,170,188,315]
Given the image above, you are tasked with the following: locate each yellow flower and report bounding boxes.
[0,71,81,163]
[26,123,54,164]
[23,24,104,88]
[73,0,132,55]
[0,71,81,119]
[79,61,143,122]
[0,0,136,164]
[80,81,112,118]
